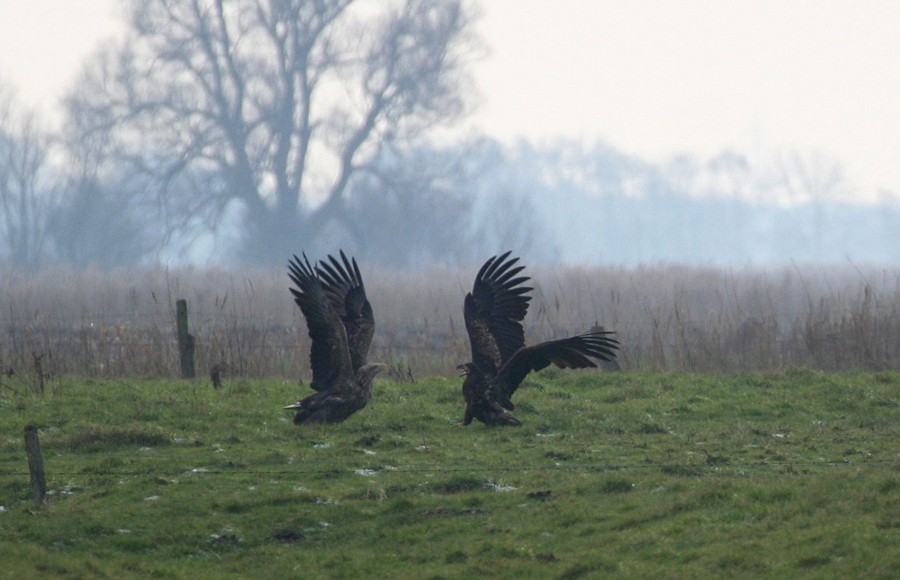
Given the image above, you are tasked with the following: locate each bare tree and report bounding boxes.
[0,83,56,269]
[341,141,480,267]
[771,152,850,260]
[772,152,849,206]
[475,189,554,263]
[65,0,478,263]
[48,175,153,268]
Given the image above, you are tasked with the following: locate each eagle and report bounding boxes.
[284,252,385,425]
[458,252,620,426]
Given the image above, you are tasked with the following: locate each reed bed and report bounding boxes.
[2,261,900,386]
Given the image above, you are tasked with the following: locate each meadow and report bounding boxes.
[2,370,900,578]
[3,262,900,578]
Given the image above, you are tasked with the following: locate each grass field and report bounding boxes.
[2,370,900,578]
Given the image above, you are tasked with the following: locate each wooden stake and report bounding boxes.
[210,363,222,389]
[24,426,46,505]
[176,299,196,379]
[32,353,45,396]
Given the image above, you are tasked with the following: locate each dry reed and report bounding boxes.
[2,261,900,387]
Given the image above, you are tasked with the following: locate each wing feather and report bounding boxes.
[464,252,533,371]
[288,254,353,392]
[490,328,620,408]
[315,250,375,370]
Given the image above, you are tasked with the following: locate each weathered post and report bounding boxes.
[210,363,223,389]
[176,299,196,379]
[32,353,45,396]
[24,426,46,505]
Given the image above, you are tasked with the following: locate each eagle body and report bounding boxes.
[285,252,383,425]
[285,363,385,424]
[459,252,620,426]
[459,362,521,426]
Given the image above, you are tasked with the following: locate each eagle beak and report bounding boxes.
[456,364,469,377]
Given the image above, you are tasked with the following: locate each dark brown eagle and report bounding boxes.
[458,252,620,426]
[284,252,384,425]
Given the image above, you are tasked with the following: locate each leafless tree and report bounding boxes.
[65,0,478,263]
[0,83,56,269]
[48,175,153,268]
[772,152,849,206]
[341,141,480,267]
[771,152,850,260]
[476,189,554,263]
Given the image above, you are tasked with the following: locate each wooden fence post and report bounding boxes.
[24,426,46,505]
[32,352,45,397]
[176,299,196,379]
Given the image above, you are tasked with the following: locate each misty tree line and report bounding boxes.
[3,0,899,270]
[480,141,900,265]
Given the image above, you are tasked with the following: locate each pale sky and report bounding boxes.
[2,0,899,201]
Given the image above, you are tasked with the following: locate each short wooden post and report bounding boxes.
[176,299,196,379]
[210,363,222,389]
[32,353,45,396]
[24,426,46,505]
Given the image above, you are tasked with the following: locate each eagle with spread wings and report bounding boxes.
[284,252,385,425]
[458,252,620,426]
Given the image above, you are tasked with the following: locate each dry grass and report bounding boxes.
[3,261,900,384]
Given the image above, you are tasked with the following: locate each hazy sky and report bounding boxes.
[2,0,899,202]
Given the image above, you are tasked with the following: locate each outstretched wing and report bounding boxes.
[464,252,532,372]
[288,254,353,392]
[490,328,620,408]
[315,251,375,371]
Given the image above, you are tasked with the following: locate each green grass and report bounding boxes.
[3,370,900,578]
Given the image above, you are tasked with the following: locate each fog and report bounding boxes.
[1,1,899,271]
